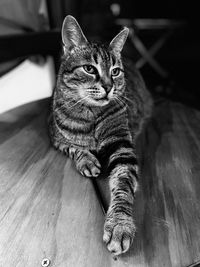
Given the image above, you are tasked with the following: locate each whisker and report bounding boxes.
[121,95,133,105]
[113,97,120,107]
[113,95,133,113]
[67,96,89,110]
[117,98,125,107]
[113,95,126,107]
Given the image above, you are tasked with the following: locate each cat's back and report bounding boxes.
[124,58,153,121]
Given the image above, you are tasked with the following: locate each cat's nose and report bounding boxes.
[102,83,112,93]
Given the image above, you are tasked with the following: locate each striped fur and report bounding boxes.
[49,15,153,256]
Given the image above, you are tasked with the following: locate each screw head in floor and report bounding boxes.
[41,258,50,267]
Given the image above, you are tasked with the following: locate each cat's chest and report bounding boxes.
[60,106,96,149]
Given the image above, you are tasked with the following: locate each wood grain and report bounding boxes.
[0,99,200,267]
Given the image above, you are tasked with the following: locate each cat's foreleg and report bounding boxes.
[103,146,139,255]
[53,137,101,177]
[68,146,101,177]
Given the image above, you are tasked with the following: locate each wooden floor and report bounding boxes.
[0,98,200,267]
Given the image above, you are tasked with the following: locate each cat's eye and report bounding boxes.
[83,65,96,74]
[111,68,121,77]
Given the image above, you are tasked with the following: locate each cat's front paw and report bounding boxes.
[75,150,101,177]
[103,212,136,256]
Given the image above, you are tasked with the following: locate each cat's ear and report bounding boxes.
[62,15,88,53]
[109,27,129,53]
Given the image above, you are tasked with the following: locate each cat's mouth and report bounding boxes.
[95,98,110,106]
[83,87,112,106]
[87,95,110,106]
[87,93,110,106]
[97,95,109,101]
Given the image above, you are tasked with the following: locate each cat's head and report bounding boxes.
[59,15,129,107]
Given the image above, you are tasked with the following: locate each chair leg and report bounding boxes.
[129,29,169,78]
[136,30,172,69]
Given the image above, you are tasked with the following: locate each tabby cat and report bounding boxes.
[49,15,153,256]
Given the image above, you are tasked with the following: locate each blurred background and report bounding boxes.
[0,0,200,113]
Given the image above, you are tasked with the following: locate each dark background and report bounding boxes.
[1,0,200,109]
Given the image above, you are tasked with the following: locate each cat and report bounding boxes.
[49,15,153,256]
